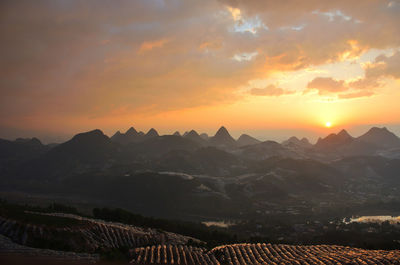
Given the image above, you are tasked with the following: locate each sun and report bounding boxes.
[325,121,332,128]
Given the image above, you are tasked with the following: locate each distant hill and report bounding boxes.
[47,129,116,162]
[282,136,312,148]
[315,129,354,150]
[357,127,400,148]
[145,128,159,138]
[237,134,261,147]
[111,126,141,144]
[209,126,237,148]
[313,129,392,157]
[183,130,207,145]
[0,137,49,166]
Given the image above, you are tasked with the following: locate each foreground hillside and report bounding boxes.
[2,212,400,264]
[1,203,400,264]
[0,209,200,254]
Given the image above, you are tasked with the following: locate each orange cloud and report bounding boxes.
[250,84,295,96]
[1,0,400,137]
[306,77,348,95]
[138,39,170,54]
[338,90,374,99]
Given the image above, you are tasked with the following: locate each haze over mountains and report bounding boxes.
[107,125,400,160]
[103,125,400,155]
[1,125,400,220]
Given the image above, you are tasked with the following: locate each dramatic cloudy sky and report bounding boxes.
[1,0,400,142]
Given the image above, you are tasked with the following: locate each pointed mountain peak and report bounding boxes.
[186,130,200,137]
[337,129,352,138]
[125,127,138,136]
[215,126,231,137]
[111,130,122,138]
[173,131,181,136]
[210,126,236,147]
[183,129,205,144]
[146,128,159,137]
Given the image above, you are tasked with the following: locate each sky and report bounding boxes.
[1,0,400,143]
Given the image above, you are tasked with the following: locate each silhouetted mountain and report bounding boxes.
[282,136,312,148]
[46,129,116,163]
[111,127,141,144]
[209,126,236,148]
[126,126,139,137]
[0,137,48,166]
[313,129,384,158]
[358,127,400,148]
[237,134,261,147]
[14,137,42,145]
[111,130,123,141]
[7,130,119,181]
[281,137,314,159]
[315,129,353,150]
[173,131,181,136]
[183,130,206,145]
[145,128,159,138]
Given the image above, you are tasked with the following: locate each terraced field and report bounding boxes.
[130,243,400,265]
[0,213,200,253]
[130,245,220,265]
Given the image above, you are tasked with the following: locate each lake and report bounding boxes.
[202,220,235,228]
[343,216,400,224]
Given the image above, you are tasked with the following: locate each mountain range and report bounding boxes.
[1,125,400,220]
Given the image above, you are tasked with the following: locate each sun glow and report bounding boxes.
[325,121,332,128]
